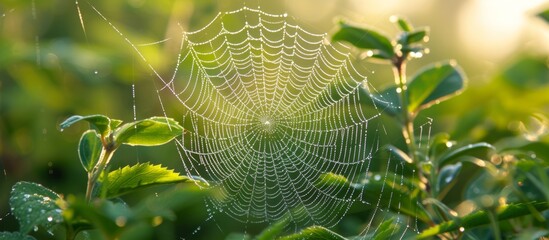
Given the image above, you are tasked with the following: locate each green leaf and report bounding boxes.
[64,186,207,239]
[436,162,462,194]
[279,226,346,240]
[384,144,413,164]
[369,86,402,117]
[332,22,395,60]
[98,163,203,198]
[407,61,466,113]
[9,182,64,234]
[438,142,495,166]
[78,130,103,172]
[362,218,401,240]
[428,133,452,158]
[501,56,549,90]
[133,184,208,220]
[416,201,549,239]
[110,119,123,129]
[317,172,430,222]
[60,114,113,136]
[403,28,429,44]
[113,117,184,146]
[63,196,124,238]
[255,216,290,240]
[393,16,412,32]
[0,232,37,240]
[359,174,431,222]
[538,9,549,24]
[317,172,349,188]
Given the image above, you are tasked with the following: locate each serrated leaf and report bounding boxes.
[98,163,201,198]
[332,22,394,59]
[416,201,549,239]
[538,9,549,24]
[9,182,64,234]
[438,142,495,166]
[114,117,184,146]
[0,232,37,240]
[407,62,466,113]
[279,226,346,240]
[79,130,102,172]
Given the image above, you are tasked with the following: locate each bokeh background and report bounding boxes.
[2,0,549,238]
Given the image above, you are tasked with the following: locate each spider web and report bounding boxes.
[163,7,380,227]
[87,4,420,236]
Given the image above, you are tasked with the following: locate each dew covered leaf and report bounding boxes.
[113,117,184,146]
[436,162,462,194]
[416,201,549,239]
[59,114,113,136]
[368,86,402,117]
[98,163,203,198]
[279,226,346,240]
[9,181,64,234]
[332,22,395,60]
[0,232,37,240]
[78,130,102,172]
[407,62,466,113]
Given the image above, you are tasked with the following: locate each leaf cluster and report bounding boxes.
[2,116,208,239]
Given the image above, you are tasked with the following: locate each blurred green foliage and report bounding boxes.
[1,0,549,239]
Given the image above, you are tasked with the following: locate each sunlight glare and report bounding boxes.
[458,0,547,61]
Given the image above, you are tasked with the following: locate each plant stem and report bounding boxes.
[85,145,115,202]
[392,57,431,196]
[488,209,502,240]
[65,223,75,240]
[392,58,418,160]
